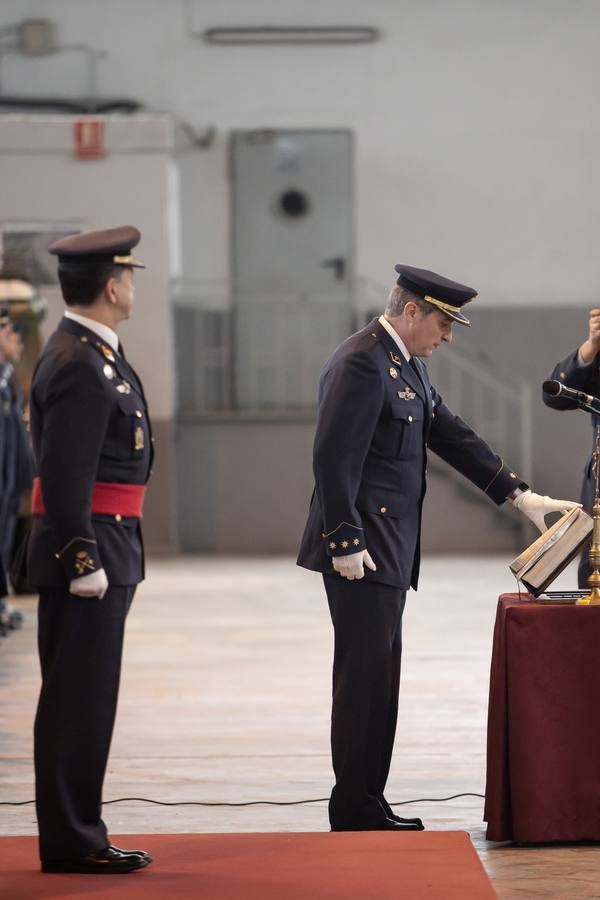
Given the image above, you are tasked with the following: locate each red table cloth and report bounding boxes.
[485,593,600,842]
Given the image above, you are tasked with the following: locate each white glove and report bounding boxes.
[69,568,109,599]
[510,489,581,533]
[333,549,377,581]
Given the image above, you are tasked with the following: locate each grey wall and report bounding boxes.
[1,0,600,310]
[176,416,315,553]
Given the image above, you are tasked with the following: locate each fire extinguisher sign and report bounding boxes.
[74,120,105,159]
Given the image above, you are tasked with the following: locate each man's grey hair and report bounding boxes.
[385,284,434,318]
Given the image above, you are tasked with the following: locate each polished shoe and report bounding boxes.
[377,797,424,830]
[331,815,423,832]
[41,844,152,874]
[110,843,152,861]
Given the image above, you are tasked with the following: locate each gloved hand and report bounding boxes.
[333,549,377,581]
[509,489,581,533]
[69,568,109,599]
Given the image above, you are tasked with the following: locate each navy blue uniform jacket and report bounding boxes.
[27,317,153,588]
[297,317,521,589]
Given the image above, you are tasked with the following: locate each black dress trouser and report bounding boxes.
[34,585,135,862]
[323,574,407,828]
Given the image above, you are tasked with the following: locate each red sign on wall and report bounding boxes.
[73,120,105,159]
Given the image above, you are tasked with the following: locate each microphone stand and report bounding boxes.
[577,418,600,604]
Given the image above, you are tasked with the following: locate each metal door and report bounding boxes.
[230,129,354,408]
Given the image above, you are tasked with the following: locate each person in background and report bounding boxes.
[543,307,600,586]
[0,310,32,634]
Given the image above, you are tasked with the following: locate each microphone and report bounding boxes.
[543,379,600,410]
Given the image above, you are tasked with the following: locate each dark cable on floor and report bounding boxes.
[0,792,485,808]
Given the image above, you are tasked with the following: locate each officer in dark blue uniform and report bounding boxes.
[298,264,577,832]
[543,307,600,586]
[28,226,154,873]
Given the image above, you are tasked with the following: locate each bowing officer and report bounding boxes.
[28,226,153,874]
[298,264,577,833]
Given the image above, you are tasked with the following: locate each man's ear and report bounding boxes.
[104,277,119,305]
[404,301,420,322]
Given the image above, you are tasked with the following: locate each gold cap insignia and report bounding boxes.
[423,295,471,326]
[113,254,145,269]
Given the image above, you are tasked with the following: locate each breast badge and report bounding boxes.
[398,388,416,400]
[134,426,144,450]
[99,343,116,362]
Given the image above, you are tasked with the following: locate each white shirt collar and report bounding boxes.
[64,311,119,354]
[378,315,411,362]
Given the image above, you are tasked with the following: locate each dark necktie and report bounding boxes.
[408,356,426,398]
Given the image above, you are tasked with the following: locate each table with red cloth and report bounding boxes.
[484,593,600,843]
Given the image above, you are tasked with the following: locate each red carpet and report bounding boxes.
[0,832,496,899]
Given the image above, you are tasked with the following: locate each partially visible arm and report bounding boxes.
[427,388,524,504]
[38,360,112,587]
[314,351,384,558]
[544,309,600,410]
[578,308,600,364]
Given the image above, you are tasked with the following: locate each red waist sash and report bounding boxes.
[32,477,146,518]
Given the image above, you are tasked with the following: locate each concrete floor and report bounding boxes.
[0,554,595,898]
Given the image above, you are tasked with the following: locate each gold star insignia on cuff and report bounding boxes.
[341,540,349,549]
[353,538,360,546]
[329,541,336,550]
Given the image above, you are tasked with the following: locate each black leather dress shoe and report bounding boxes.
[331,816,423,832]
[377,797,425,830]
[385,812,425,829]
[110,843,152,861]
[41,845,152,874]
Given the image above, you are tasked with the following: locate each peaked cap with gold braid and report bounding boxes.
[49,225,145,269]
[394,263,477,326]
